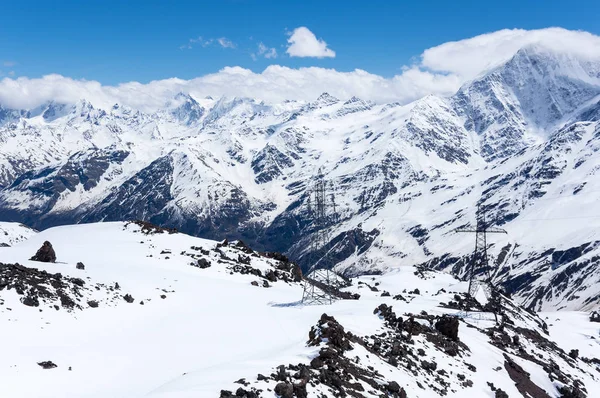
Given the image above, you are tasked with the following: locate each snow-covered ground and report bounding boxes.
[0,221,37,246]
[1,222,599,397]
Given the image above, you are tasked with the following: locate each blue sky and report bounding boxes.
[1,0,599,84]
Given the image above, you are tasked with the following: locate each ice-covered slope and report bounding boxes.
[1,222,598,397]
[0,221,36,246]
[1,45,600,311]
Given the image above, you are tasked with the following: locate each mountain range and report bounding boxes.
[1,44,600,311]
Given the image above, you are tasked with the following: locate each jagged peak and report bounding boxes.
[315,92,340,104]
[343,96,363,105]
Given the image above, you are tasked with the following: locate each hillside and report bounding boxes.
[1,222,599,397]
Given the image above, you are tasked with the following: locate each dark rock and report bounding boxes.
[293,381,308,398]
[123,294,134,303]
[495,389,509,398]
[37,361,57,369]
[72,278,85,287]
[195,258,211,269]
[76,262,85,270]
[387,381,401,392]
[87,300,99,308]
[310,357,324,369]
[22,295,40,307]
[435,315,459,341]
[30,241,56,263]
[274,382,293,398]
[568,349,579,359]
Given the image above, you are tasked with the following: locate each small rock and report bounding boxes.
[87,300,99,308]
[76,262,85,270]
[569,349,579,359]
[37,361,57,369]
[123,294,134,303]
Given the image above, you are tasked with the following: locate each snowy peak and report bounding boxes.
[309,92,340,109]
[336,96,374,117]
[40,101,71,122]
[167,92,205,125]
[499,46,600,126]
[453,45,600,161]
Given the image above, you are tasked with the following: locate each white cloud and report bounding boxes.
[420,27,600,80]
[180,36,236,50]
[3,61,16,67]
[286,27,335,58]
[1,28,599,113]
[217,37,236,49]
[253,42,277,60]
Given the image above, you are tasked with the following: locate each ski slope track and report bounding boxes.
[1,222,600,397]
[1,45,600,311]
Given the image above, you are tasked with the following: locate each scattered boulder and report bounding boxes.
[435,315,459,341]
[22,294,40,307]
[123,294,134,303]
[495,389,509,398]
[195,258,211,269]
[30,241,56,263]
[274,382,293,398]
[37,361,57,369]
[76,262,85,270]
[87,300,99,308]
[569,349,579,359]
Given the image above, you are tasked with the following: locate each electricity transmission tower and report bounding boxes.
[455,206,507,299]
[301,168,336,305]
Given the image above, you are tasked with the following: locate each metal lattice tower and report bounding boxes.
[456,206,507,299]
[301,168,336,305]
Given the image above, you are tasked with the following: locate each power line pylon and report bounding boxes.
[455,205,507,299]
[301,168,336,305]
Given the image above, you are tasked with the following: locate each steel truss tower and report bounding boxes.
[456,206,507,298]
[301,169,336,305]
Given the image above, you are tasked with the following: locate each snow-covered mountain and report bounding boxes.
[1,222,599,397]
[1,45,600,311]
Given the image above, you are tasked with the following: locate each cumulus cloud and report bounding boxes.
[1,28,599,112]
[286,27,335,58]
[421,27,600,80]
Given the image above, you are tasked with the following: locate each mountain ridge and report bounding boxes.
[1,45,600,311]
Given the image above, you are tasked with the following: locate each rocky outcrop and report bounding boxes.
[30,241,56,263]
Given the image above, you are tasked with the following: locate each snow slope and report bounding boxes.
[1,222,599,397]
[0,221,37,246]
